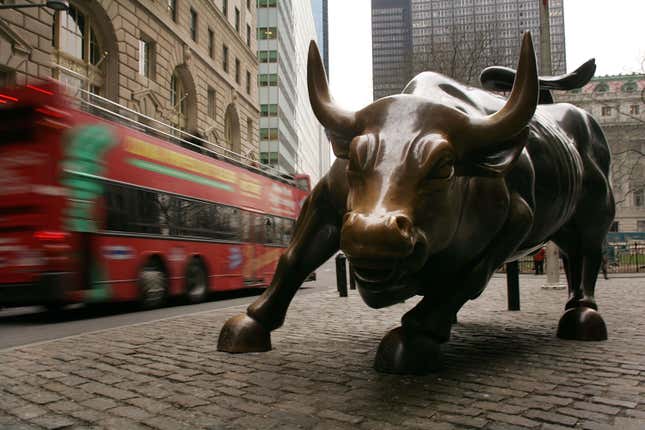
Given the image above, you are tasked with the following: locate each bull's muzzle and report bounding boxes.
[341,212,417,260]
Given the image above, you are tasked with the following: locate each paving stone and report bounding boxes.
[525,409,579,427]
[29,413,78,429]
[11,404,49,420]
[80,397,118,411]
[0,273,643,430]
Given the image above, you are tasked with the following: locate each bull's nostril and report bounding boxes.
[394,215,413,237]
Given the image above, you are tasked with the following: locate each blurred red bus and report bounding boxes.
[0,82,310,310]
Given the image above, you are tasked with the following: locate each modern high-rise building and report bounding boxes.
[310,0,331,176]
[257,0,328,182]
[371,0,413,101]
[371,0,567,99]
[310,0,330,76]
[257,0,298,173]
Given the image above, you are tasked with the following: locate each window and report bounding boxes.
[258,50,277,63]
[609,221,619,232]
[246,24,251,48]
[235,58,240,84]
[247,118,253,143]
[638,220,645,233]
[246,70,251,94]
[190,8,198,41]
[235,7,240,32]
[170,72,187,129]
[260,104,278,117]
[52,5,105,94]
[222,0,228,17]
[258,73,278,86]
[222,45,229,72]
[601,106,611,116]
[258,27,277,39]
[622,81,638,93]
[168,0,177,22]
[207,87,216,119]
[247,0,250,9]
[635,188,644,207]
[630,104,640,115]
[0,68,14,87]
[260,151,279,166]
[260,128,278,140]
[595,82,609,93]
[138,38,155,78]
[208,28,214,58]
[257,0,277,7]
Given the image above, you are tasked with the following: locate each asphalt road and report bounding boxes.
[0,258,340,350]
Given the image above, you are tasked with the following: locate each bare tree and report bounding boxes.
[411,24,507,86]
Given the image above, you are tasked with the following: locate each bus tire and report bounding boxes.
[138,268,166,309]
[185,259,208,304]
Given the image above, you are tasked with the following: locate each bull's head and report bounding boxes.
[308,33,538,308]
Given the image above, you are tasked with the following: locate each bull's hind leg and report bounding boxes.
[374,193,533,374]
[218,181,341,353]
[553,230,608,341]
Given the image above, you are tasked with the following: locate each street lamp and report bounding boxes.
[0,1,69,11]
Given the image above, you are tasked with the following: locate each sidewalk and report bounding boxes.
[1,276,643,429]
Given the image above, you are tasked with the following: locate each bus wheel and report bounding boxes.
[138,268,166,309]
[185,260,208,304]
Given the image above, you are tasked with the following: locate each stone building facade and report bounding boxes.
[0,0,259,157]
[556,74,645,232]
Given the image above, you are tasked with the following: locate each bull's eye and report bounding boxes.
[429,160,454,180]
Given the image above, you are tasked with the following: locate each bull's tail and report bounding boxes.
[479,59,596,104]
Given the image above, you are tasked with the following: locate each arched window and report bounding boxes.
[224,104,241,154]
[622,81,637,93]
[170,72,187,130]
[594,82,609,93]
[52,3,106,96]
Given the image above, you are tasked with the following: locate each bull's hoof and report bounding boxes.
[374,327,441,375]
[217,314,272,353]
[557,307,607,341]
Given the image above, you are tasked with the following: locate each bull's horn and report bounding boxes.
[307,41,358,138]
[461,32,538,154]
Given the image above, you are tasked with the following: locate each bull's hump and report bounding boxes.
[404,72,505,116]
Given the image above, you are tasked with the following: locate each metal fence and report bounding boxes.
[510,243,645,274]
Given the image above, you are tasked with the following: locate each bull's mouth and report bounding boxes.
[351,260,400,285]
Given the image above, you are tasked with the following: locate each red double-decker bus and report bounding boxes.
[0,82,310,310]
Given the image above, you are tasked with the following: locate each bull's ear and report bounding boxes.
[325,129,352,158]
[456,128,528,177]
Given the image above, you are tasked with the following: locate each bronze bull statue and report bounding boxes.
[218,33,615,374]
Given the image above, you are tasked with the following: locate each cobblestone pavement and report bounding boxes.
[1,275,643,430]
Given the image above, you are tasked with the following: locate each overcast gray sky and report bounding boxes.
[328,0,645,110]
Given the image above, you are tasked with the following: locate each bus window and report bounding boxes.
[283,219,295,245]
[264,216,275,244]
[253,213,264,243]
[240,211,252,242]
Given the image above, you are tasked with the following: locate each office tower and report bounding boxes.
[371,0,566,99]
[371,0,413,100]
[311,0,330,76]
[258,0,328,181]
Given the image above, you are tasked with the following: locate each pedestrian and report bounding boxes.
[533,247,545,275]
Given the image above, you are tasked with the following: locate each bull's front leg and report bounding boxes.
[218,181,342,353]
[374,193,533,374]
